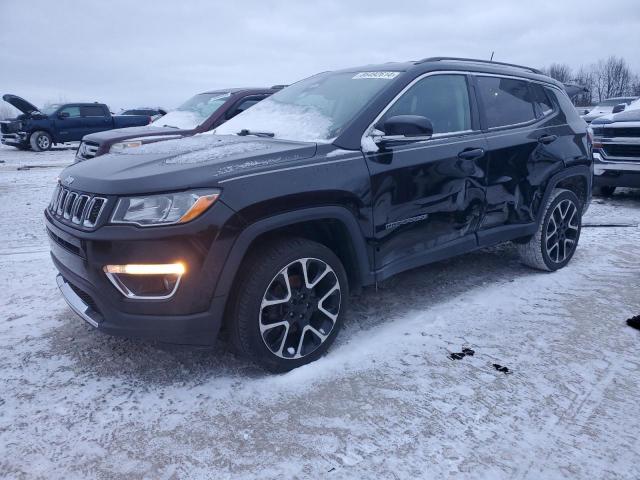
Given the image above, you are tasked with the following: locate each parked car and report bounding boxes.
[47,57,591,372]
[591,98,640,195]
[121,107,167,122]
[0,95,150,151]
[582,96,638,123]
[75,87,281,161]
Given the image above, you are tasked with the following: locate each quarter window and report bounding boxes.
[530,84,554,117]
[477,76,536,128]
[379,74,472,134]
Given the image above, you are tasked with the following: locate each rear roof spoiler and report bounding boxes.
[563,83,589,99]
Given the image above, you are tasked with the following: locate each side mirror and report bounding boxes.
[612,104,626,114]
[58,111,70,119]
[373,115,433,146]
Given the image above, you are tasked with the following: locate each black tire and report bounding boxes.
[594,186,616,197]
[228,237,348,372]
[29,131,52,152]
[516,188,582,271]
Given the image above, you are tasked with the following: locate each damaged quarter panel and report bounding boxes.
[478,78,587,230]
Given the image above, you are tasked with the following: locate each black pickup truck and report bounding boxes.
[0,94,150,151]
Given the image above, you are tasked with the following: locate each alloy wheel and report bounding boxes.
[545,199,579,264]
[259,257,341,359]
[38,135,50,150]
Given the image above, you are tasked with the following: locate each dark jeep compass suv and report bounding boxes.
[46,57,592,372]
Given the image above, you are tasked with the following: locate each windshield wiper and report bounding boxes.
[237,129,274,138]
[160,124,180,129]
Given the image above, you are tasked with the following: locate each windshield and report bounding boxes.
[41,104,61,115]
[152,92,230,129]
[215,71,399,142]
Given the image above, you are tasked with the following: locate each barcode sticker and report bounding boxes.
[352,72,400,80]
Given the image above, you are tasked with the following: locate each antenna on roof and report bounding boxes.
[490,51,495,61]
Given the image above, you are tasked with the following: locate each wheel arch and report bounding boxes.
[29,127,56,143]
[213,206,374,303]
[537,166,592,224]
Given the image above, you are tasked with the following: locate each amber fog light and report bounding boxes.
[103,263,185,299]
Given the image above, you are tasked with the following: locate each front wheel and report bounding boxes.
[29,131,52,152]
[228,237,348,372]
[516,189,582,271]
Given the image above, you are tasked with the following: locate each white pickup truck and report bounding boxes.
[591,99,640,195]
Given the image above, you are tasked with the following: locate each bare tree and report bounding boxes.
[573,66,595,106]
[0,103,18,121]
[592,56,633,101]
[543,63,573,84]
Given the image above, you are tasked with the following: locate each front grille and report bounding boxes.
[603,144,640,159]
[48,185,108,228]
[46,227,82,257]
[596,127,640,138]
[77,141,99,160]
[67,281,103,318]
[0,121,21,134]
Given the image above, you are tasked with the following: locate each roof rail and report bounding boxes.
[416,57,543,75]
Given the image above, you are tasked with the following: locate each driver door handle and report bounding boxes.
[457,147,485,160]
[538,134,558,144]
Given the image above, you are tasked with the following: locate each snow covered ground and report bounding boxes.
[1,143,639,480]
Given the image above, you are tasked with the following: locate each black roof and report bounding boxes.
[334,57,563,88]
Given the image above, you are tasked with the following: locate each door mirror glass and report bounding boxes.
[382,115,433,138]
[58,111,70,119]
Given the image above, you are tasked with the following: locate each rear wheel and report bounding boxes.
[516,189,582,271]
[30,131,52,152]
[228,237,348,372]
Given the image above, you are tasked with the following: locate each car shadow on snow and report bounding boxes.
[49,240,546,385]
[51,186,640,385]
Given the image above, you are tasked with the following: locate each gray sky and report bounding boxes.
[1,0,639,112]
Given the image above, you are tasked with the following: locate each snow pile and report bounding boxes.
[215,99,334,143]
[164,141,271,165]
[112,134,249,156]
[150,110,202,130]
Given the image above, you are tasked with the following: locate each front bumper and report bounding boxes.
[1,132,28,146]
[593,151,640,188]
[46,202,240,346]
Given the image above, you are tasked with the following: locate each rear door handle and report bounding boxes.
[538,134,558,144]
[457,147,485,160]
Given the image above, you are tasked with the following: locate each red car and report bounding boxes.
[76,87,283,160]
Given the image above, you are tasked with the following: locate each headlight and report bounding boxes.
[111,189,220,227]
[109,140,142,153]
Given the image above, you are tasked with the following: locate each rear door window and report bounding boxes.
[81,105,106,117]
[477,76,536,128]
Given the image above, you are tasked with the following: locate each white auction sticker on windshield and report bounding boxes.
[352,71,400,80]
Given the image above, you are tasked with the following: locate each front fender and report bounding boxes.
[211,205,374,300]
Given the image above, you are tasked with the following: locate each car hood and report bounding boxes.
[591,108,640,125]
[60,134,318,196]
[2,94,40,115]
[82,124,191,143]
